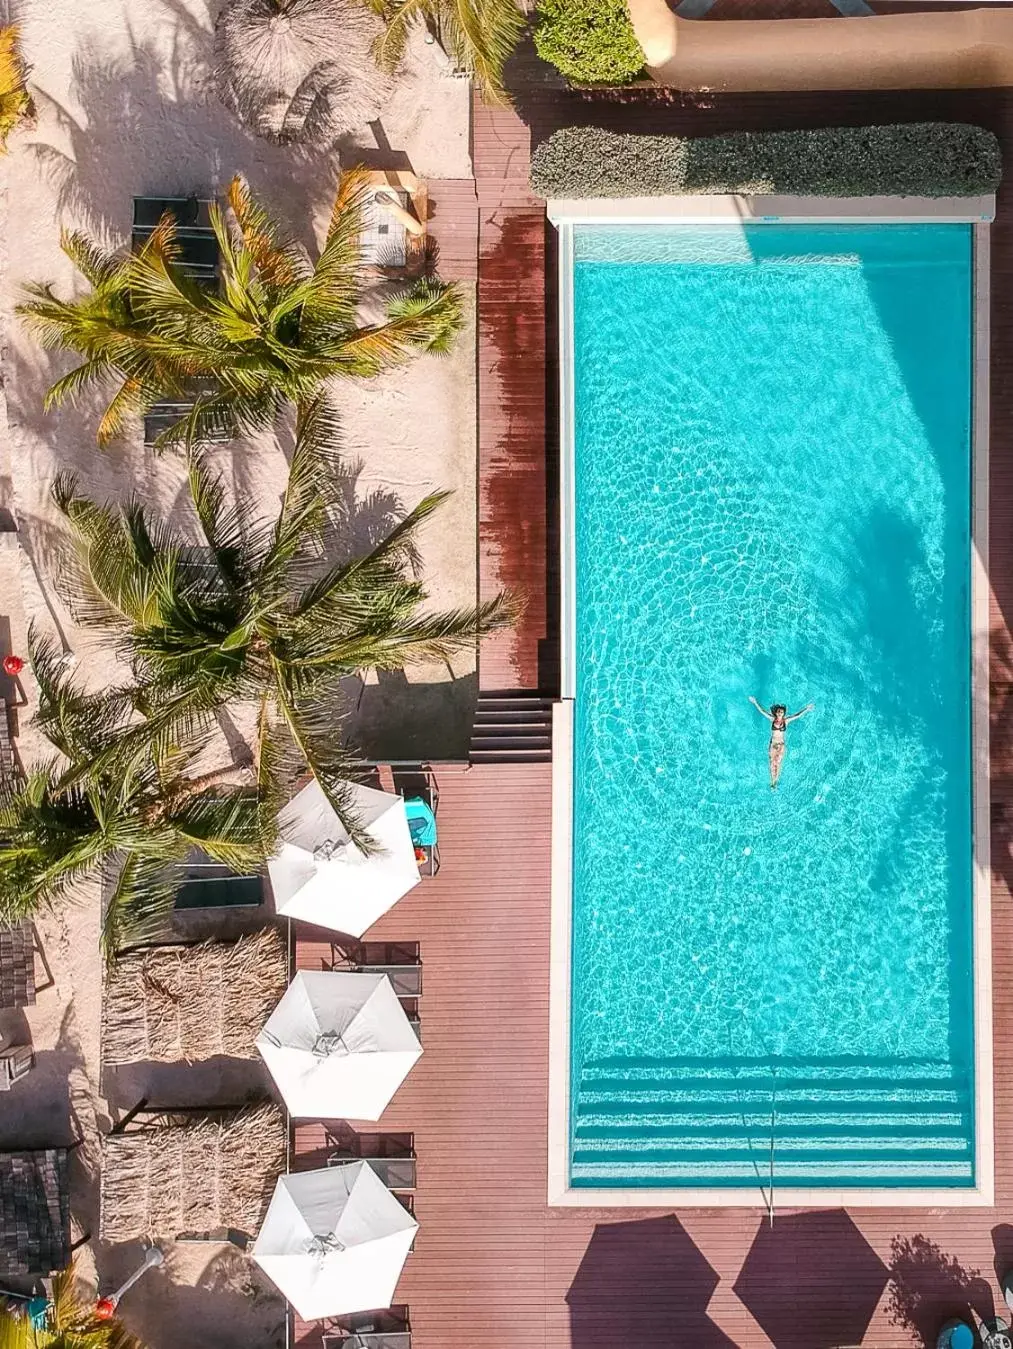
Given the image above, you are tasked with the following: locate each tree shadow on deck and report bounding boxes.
[566,1216,735,1348]
[886,1234,994,1347]
[478,208,558,692]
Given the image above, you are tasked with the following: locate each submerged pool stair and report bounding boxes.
[570,1057,975,1188]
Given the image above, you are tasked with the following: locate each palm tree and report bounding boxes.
[19,171,463,447]
[370,0,525,103]
[215,0,391,147]
[0,635,278,955]
[52,397,514,834]
[0,27,33,153]
[0,1263,144,1349]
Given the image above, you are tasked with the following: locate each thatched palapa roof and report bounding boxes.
[102,926,288,1066]
[100,1104,286,1241]
[214,0,391,147]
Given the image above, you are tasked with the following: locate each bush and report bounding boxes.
[534,0,644,84]
[530,122,1003,199]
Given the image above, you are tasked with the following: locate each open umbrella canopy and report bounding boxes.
[257,970,422,1120]
[268,779,421,936]
[252,1162,417,1320]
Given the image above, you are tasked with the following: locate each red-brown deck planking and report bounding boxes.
[426,178,478,282]
[291,83,1013,1349]
[474,94,551,692]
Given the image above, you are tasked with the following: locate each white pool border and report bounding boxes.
[547,194,995,1208]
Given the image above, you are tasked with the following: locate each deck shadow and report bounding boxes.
[886,1233,994,1347]
[733,1210,888,1349]
[566,1215,735,1348]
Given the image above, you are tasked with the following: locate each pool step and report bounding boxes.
[469,690,553,764]
[571,1058,975,1188]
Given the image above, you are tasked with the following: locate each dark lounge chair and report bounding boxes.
[173,856,264,911]
[321,1305,411,1349]
[327,1154,416,1192]
[132,196,217,281]
[347,941,422,999]
[132,197,230,447]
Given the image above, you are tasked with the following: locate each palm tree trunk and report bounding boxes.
[143,761,253,825]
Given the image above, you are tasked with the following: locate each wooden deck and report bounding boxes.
[474,94,555,693]
[289,80,1013,1349]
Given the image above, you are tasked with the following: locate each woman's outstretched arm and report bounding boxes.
[749,696,773,720]
[786,703,815,723]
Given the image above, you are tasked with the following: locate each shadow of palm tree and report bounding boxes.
[25,5,339,256]
[887,1234,994,1347]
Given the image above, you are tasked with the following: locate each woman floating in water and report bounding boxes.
[749,697,814,789]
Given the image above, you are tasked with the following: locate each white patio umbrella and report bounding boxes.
[253,1162,417,1321]
[256,971,422,1120]
[268,778,421,937]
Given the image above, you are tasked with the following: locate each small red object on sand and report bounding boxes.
[414,846,427,865]
[2,655,23,676]
[94,1298,117,1320]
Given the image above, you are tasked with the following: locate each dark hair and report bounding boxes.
[771,704,787,717]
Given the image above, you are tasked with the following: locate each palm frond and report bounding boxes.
[61,230,126,288]
[101,852,179,960]
[227,174,304,291]
[0,27,32,152]
[297,167,372,337]
[370,0,428,71]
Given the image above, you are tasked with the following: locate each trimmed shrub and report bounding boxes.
[534,0,644,84]
[530,122,1002,199]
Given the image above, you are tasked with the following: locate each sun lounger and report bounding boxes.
[326,1153,416,1192]
[330,941,423,999]
[132,196,218,282]
[321,1333,411,1349]
[321,1306,411,1349]
[143,385,233,448]
[131,203,226,446]
[173,858,264,910]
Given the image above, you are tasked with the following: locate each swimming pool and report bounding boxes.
[554,217,989,1199]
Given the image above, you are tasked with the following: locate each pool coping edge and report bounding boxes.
[547,204,994,1209]
[546,194,996,227]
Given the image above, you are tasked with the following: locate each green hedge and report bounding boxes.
[529,123,1002,199]
[534,0,644,84]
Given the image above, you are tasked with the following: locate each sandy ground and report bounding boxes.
[0,0,476,1342]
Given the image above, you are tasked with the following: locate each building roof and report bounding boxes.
[0,922,36,1009]
[102,926,288,1065]
[100,1104,286,1242]
[0,1148,70,1278]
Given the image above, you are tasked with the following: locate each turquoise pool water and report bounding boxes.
[569,223,975,1189]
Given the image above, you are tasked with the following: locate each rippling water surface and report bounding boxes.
[569,224,975,1186]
